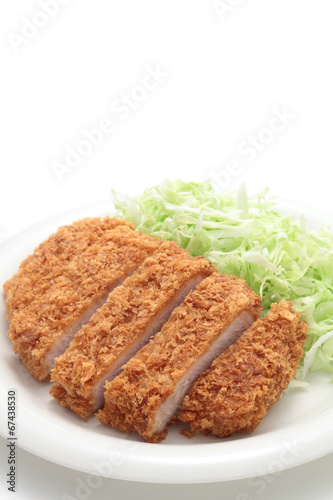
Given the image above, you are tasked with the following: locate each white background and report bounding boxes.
[1,1,333,499]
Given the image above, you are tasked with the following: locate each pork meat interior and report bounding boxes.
[50,241,215,419]
[178,300,307,437]
[7,225,159,380]
[97,272,261,443]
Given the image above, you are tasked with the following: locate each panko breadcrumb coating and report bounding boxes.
[97,273,261,443]
[3,217,133,321]
[7,226,159,381]
[178,300,307,437]
[50,241,215,419]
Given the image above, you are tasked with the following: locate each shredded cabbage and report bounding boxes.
[111,179,333,378]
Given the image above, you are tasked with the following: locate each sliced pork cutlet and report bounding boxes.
[3,217,134,322]
[97,273,261,443]
[7,226,160,381]
[50,241,216,420]
[178,300,307,438]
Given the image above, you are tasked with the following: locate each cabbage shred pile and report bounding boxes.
[112,179,333,378]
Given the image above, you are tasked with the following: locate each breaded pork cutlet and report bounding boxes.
[3,217,133,322]
[7,226,160,381]
[50,241,215,419]
[178,300,307,438]
[97,273,261,443]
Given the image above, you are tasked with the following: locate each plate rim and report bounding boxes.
[1,198,333,484]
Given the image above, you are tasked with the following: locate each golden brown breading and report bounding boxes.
[3,217,133,321]
[50,241,215,420]
[178,300,307,437]
[7,226,159,381]
[97,273,261,443]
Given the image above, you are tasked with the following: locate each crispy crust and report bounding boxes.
[178,300,307,437]
[7,226,159,381]
[50,241,216,419]
[3,217,133,321]
[97,273,261,443]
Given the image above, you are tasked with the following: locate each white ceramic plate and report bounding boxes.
[0,200,333,484]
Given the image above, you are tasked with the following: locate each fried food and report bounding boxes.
[178,300,307,437]
[50,241,215,419]
[3,212,310,445]
[7,225,159,381]
[97,273,261,443]
[3,217,133,321]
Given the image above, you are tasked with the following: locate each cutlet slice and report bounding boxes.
[7,226,159,381]
[3,217,133,321]
[97,273,261,443]
[178,300,307,438]
[50,241,215,420]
